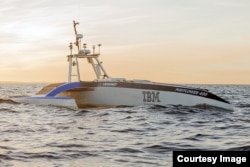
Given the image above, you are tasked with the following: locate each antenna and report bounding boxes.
[92,45,95,54]
[73,20,79,34]
[69,42,73,55]
[73,20,80,51]
[98,44,102,54]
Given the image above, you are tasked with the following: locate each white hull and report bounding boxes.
[12,81,233,111]
[60,82,233,111]
[13,82,233,111]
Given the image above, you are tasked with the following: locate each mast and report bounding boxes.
[67,20,110,83]
[73,20,80,51]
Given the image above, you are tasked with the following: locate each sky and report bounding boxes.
[0,0,250,84]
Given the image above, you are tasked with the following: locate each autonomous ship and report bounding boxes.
[13,21,234,111]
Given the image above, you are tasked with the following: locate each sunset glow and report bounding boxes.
[1,0,250,84]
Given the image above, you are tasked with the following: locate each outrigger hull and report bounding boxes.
[23,81,233,111]
[13,96,78,110]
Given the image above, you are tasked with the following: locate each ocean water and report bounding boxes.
[0,83,249,167]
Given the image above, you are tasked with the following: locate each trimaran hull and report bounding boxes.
[14,81,233,111]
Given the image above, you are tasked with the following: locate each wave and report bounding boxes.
[226,145,250,151]
[0,98,19,104]
[236,103,250,108]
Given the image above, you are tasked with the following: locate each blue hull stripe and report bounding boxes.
[46,82,81,97]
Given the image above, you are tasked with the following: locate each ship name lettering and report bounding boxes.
[175,88,208,97]
[199,91,208,97]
